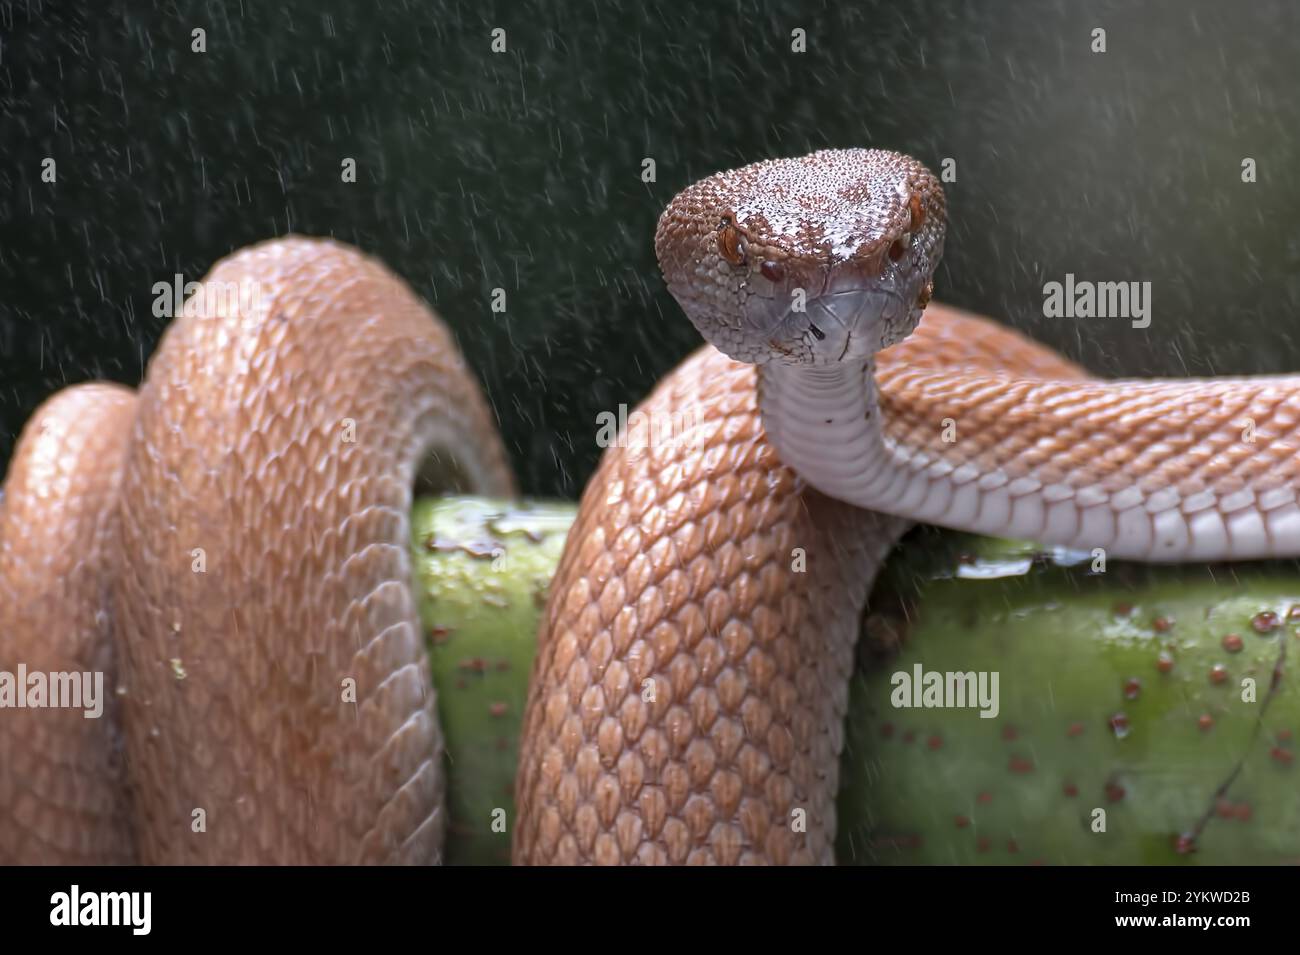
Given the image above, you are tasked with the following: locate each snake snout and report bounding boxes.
[810,286,907,364]
[748,282,901,366]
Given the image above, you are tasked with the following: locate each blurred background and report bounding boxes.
[3,0,1299,497]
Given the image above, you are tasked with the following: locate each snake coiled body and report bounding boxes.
[2,148,1291,864]
[2,239,513,863]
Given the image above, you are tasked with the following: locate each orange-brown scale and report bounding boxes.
[514,304,1087,864]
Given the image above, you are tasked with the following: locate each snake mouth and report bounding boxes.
[765,284,912,366]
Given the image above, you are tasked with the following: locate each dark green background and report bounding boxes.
[3,0,1299,496]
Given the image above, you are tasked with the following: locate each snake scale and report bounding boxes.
[2,148,1286,864]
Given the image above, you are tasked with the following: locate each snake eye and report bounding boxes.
[760,260,785,283]
[717,217,747,266]
[908,193,926,232]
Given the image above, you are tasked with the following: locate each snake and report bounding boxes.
[2,147,1290,864]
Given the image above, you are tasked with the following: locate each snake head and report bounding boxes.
[655,148,946,366]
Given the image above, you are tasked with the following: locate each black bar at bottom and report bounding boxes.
[0,865,1280,943]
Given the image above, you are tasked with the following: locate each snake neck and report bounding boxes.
[757,360,1300,562]
[758,358,901,510]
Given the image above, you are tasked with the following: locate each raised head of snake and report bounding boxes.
[657,148,1300,563]
[654,148,945,367]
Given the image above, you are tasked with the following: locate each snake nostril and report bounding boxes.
[808,323,826,341]
[889,235,910,262]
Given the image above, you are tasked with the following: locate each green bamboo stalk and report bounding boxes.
[413,499,1300,865]
[837,532,1300,865]
[411,495,573,865]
